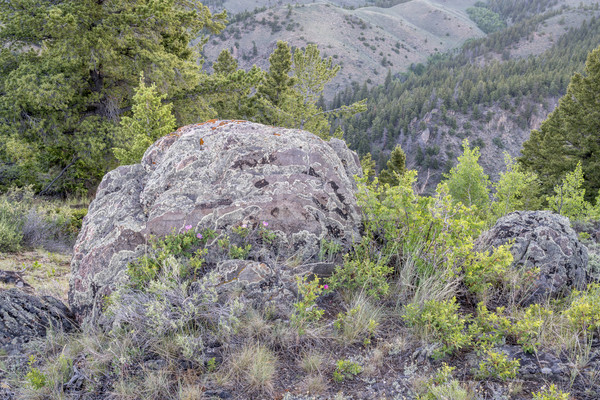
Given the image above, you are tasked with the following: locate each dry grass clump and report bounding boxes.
[299,349,326,374]
[226,342,277,395]
[334,292,383,345]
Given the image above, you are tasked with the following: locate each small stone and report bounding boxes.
[541,367,552,375]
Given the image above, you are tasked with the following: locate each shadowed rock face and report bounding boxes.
[476,211,589,303]
[0,289,77,355]
[70,120,363,322]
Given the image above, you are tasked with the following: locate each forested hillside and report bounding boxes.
[334,0,600,191]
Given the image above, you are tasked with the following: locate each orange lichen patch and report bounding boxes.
[273,133,281,136]
[199,138,204,145]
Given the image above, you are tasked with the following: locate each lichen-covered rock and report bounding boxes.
[476,211,589,303]
[70,120,363,321]
[0,289,77,355]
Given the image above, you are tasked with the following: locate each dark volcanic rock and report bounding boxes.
[476,211,589,303]
[0,289,77,355]
[70,120,363,322]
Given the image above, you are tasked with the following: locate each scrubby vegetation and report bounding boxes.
[2,0,600,398]
[5,136,600,398]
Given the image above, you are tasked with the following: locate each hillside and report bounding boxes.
[336,0,600,192]
[202,0,484,98]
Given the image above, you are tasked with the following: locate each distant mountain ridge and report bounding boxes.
[202,0,483,99]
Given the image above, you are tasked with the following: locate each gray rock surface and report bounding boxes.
[70,120,363,321]
[476,211,589,303]
[0,289,77,355]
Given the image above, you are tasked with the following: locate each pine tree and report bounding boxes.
[258,41,296,108]
[257,42,366,140]
[520,45,600,203]
[113,74,177,165]
[0,0,225,194]
[443,139,490,211]
[379,146,406,187]
[213,49,239,76]
[360,153,377,181]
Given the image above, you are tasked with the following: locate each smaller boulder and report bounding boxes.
[476,211,589,303]
[0,289,78,355]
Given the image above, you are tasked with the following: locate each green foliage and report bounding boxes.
[463,244,512,298]
[290,275,325,335]
[257,42,366,140]
[466,6,506,34]
[258,41,296,108]
[328,238,393,298]
[379,145,407,187]
[520,45,600,203]
[403,298,471,359]
[511,304,552,353]
[564,284,600,335]
[360,152,377,181]
[470,303,511,354]
[546,162,591,221]
[491,153,541,220]
[333,359,363,382]
[532,384,570,400]
[229,244,252,260]
[25,356,47,390]
[113,73,177,165]
[0,195,27,253]
[0,0,226,194]
[127,226,208,289]
[418,364,471,400]
[213,49,239,76]
[443,139,490,212]
[355,170,483,285]
[475,350,519,381]
[318,238,342,261]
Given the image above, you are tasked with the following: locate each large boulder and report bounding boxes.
[476,211,589,303]
[0,289,78,355]
[70,120,363,321]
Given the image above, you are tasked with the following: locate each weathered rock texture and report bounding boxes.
[70,120,363,321]
[476,211,589,303]
[0,289,77,355]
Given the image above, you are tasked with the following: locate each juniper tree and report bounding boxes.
[379,145,407,187]
[0,0,225,194]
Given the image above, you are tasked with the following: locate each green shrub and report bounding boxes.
[564,284,600,335]
[511,304,552,353]
[290,275,325,335]
[532,384,570,400]
[469,303,511,354]
[328,238,393,298]
[463,244,512,299]
[475,350,519,381]
[403,297,472,359]
[25,355,47,390]
[126,226,209,289]
[0,188,31,252]
[229,243,251,259]
[333,359,363,382]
